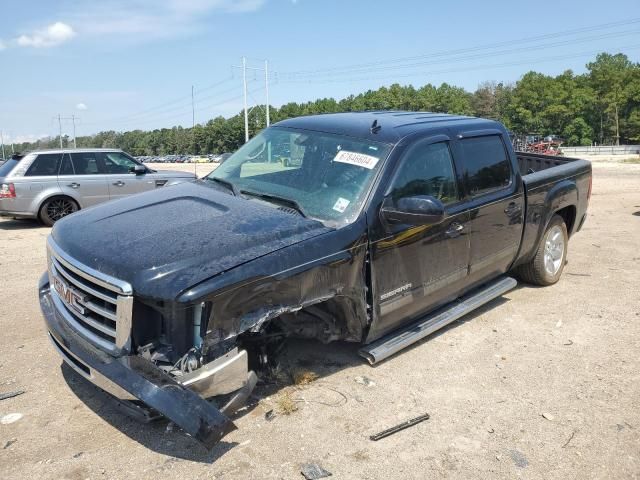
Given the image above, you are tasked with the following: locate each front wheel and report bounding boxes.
[39,196,79,227]
[515,214,568,286]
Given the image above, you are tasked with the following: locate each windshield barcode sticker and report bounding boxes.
[333,150,379,169]
[333,197,350,213]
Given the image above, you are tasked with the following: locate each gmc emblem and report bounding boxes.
[52,274,87,315]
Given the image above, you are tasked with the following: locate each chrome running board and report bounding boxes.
[360,276,517,365]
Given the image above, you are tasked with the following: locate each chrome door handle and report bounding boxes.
[445,222,464,238]
[112,181,125,187]
[67,182,80,189]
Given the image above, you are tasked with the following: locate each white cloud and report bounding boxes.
[68,0,265,39]
[16,22,76,48]
[76,102,88,111]
[0,40,5,51]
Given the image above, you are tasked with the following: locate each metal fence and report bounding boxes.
[560,145,640,155]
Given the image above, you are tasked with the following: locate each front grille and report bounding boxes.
[47,237,133,353]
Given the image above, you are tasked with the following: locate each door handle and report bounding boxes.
[112,181,125,187]
[504,202,521,216]
[445,222,464,238]
[67,182,80,189]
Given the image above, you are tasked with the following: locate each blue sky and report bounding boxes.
[1,0,639,144]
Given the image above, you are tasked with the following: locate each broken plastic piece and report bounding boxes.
[300,463,332,479]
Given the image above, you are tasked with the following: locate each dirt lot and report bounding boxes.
[1,161,639,480]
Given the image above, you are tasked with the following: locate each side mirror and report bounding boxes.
[380,195,445,227]
[131,164,147,175]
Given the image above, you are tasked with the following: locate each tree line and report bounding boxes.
[7,52,640,156]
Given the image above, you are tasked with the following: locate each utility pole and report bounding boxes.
[265,60,270,127]
[71,115,77,148]
[192,85,197,175]
[58,114,63,148]
[0,131,5,160]
[232,57,271,142]
[242,57,249,143]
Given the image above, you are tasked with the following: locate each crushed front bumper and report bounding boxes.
[39,274,243,449]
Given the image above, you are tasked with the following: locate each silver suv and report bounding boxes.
[0,149,196,225]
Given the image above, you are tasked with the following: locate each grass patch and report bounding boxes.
[275,389,299,415]
[292,369,319,386]
[620,157,640,164]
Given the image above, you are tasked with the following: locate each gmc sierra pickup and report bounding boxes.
[39,111,592,448]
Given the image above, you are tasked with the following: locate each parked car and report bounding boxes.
[0,148,195,225]
[39,112,591,448]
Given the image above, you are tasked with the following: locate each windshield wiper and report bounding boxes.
[206,176,240,196]
[240,189,307,218]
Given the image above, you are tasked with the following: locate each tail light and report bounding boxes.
[0,183,16,198]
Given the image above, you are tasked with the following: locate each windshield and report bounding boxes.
[207,127,391,225]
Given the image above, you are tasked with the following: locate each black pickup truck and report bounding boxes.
[39,111,591,447]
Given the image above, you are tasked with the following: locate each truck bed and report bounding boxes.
[514,151,592,268]
[516,151,583,176]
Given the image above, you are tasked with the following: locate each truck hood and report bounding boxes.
[52,181,332,300]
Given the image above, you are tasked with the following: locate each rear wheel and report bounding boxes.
[516,214,568,286]
[39,196,79,227]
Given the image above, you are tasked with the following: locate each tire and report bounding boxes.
[515,214,568,286]
[39,196,79,227]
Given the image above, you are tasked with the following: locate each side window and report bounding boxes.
[390,141,458,205]
[103,152,139,174]
[59,154,75,175]
[459,136,511,196]
[24,154,62,176]
[70,152,101,175]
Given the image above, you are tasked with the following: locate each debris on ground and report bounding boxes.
[564,340,574,346]
[542,412,555,421]
[276,390,298,415]
[370,413,430,441]
[3,439,17,449]
[354,376,376,387]
[1,413,23,425]
[300,463,332,479]
[509,449,529,468]
[0,390,25,401]
[265,409,276,421]
[293,370,319,386]
[563,430,577,448]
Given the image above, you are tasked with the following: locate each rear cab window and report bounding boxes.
[458,135,512,197]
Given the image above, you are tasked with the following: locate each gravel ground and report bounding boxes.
[0,161,639,480]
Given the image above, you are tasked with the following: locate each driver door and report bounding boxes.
[367,138,471,341]
[102,151,152,199]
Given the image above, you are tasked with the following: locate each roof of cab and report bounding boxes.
[28,148,124,155]
[273,111,502,144]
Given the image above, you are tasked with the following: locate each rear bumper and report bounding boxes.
[38,274,239,448]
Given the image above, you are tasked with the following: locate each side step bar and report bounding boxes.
[359,276,517,365]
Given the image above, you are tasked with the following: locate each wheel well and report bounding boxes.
[554,205,576,235]
[38,195,80,220]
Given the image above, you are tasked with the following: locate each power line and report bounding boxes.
[275,29,640,80]
[81,76,236,126]
[276,44,640,85]
[276,17,640,78]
